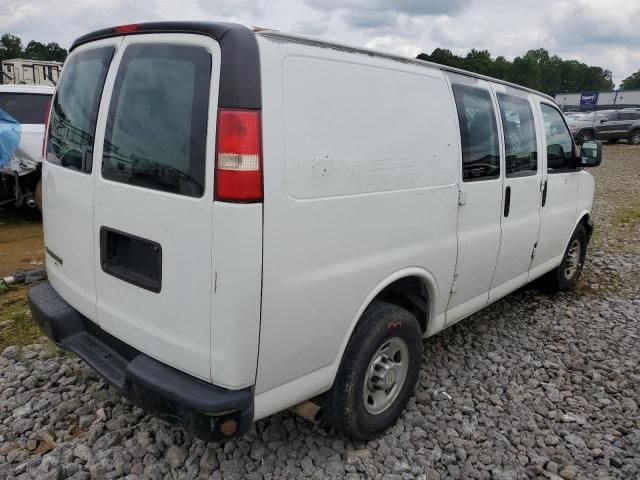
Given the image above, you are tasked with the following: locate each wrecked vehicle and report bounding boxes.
[0,84,54,210]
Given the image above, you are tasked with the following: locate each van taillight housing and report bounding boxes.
[215,109,262,202]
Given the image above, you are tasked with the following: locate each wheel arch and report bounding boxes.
[575,210,593,240]
[329,267,439,381]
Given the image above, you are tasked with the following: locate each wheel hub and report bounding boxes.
[363,337,410,415]
[564,239,581,279]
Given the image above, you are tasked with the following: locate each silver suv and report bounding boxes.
[568,110,640,145]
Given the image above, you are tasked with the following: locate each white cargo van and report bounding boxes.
[29,22,601,441]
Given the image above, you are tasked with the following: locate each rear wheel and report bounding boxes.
[628,129,640,145]
[541,225,588,292]
[576,130,594,144]
[324,301,422,440]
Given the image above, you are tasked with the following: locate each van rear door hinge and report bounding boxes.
[531,243,537,260]
[458,190,467,206]
[450,274,459,294]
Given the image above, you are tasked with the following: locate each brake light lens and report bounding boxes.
[41,99,52,158]
[215,109,262,202]
[113,23,140,33]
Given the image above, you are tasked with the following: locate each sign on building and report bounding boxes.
[580,92,599,106]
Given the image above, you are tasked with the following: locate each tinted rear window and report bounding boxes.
[47,47,115,172]
[0,93,51,124]
[102,44,212,198]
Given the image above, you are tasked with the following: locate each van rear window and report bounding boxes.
[47,47,115,172]
[101,44,211,198]
[0,93,51,124]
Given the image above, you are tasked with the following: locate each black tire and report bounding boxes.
[323,301,422,440]
[542,225,588,292]
[628,129,640,145]
[607,138,619,144]
[576,130,594,144]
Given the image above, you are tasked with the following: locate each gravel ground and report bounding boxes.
[1,145,639,480]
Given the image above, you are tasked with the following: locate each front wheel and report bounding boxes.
[541,225,588,292]
[324,301,423,440]
[628,129,640,145]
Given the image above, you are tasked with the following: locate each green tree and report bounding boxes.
[416,46,615,95]
[45,42,67,62]
[0,33,23,63]
[620,70,640,90]
[24,40,48,60]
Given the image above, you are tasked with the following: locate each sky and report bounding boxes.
[1,0,638,87]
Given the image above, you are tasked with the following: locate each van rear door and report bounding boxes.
[92,34,218,382]
[43,39,119,321]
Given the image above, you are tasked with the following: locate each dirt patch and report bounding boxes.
[0,207,44,278]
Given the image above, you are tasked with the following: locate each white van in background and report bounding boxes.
[28,22,601,441]
[0,84,54,209]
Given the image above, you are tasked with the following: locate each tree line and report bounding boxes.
[0,33,67,66]
[418,47,639,94]
[2,31,639,93]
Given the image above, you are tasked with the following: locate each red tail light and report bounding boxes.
[215,109,262,202]
[113,23,140,33]
[42,99,52,158]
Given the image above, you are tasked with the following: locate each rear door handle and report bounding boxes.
[504,186,511,217]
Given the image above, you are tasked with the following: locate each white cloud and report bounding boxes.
[0,0,636,86]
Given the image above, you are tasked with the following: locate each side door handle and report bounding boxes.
[541,180,548,207]
[504,186,511,217]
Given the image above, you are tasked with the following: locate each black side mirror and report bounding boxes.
[579,140,602,167]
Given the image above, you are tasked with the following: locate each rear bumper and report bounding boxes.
[28,282,253,441]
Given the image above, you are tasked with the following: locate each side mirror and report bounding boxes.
[579,140,602,167]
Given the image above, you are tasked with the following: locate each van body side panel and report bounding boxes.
[210,203,263,389]
[530,102,579,272]
[257,38,459,396]
[488,87,543,301]
[444,76,502,324]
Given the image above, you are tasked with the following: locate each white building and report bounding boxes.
[555,89,640,110]
[1,58,63,86]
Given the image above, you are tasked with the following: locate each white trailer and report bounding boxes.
[1,59,63,87]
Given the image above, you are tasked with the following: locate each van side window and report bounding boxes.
[102,44,211,198]
[497,93,537,177]
[540,104,575,173]
[47,47,115,172]
[451,84,500,182]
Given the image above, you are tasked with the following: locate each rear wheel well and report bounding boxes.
[579,214,593,240]
[373,277,429,333]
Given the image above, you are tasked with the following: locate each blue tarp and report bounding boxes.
[0,109,21,169]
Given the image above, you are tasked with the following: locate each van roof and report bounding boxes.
[71,21,554,104]
[256,30,555,103]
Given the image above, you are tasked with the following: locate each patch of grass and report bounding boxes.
[0,298,42,350]
[614,204,640,225]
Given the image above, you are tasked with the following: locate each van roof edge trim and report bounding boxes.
[71,22,261,110]
[256,30,555,103]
